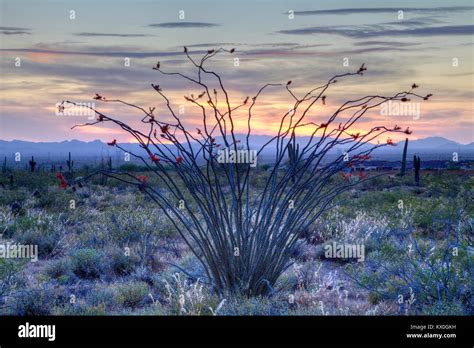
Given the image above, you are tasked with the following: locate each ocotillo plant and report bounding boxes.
[414,155,421,186]
[63,48,431,296]
[28,156,36,172]
[66,152,74,174]
[287,136,300,183]
[399,138,408,176]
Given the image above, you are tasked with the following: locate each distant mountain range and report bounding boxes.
[0,136,473,163]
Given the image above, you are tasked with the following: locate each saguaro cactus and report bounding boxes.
[413,155,421,186]
[400,138,408,176]
[66,152,74,173]
[28,156,37,172]
[287,137,300,183]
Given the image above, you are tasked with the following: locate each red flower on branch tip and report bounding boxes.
[93,93,103,100]
[137,175,148,184]
[386,138,396,146]
[341,172,352,182]
[55,172,68,189]
[107,139,117,146]
[150,154,160,163]
[196,128,202,135]
[394,125,401,131]
[404,127,412,135]
[176,156,184,164]
[160,125,169,134]
[351,132,360,141]
[210,138,216,144]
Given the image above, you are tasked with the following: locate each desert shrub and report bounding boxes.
[70,248,103,279]
[65,48,430,296]
[346,232,473,315]
[2,213,37,239]
[10,211,66,257]
[0,188,27,206]
[221,296,288,316]
[106,248,140,277]
[12,286,66,316]
[161,273,225,315]
[54,302,106,315]
[32,187,74,211]
[115,281,149,309]
[44,258,73,280]
[0,206,15,238]
[79,206,174,255]
[16,228,61,258]
[87,286,117,311]
[0,259,24,309]
[313,210,389,251]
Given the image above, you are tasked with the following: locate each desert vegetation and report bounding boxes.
[0,49,472,315]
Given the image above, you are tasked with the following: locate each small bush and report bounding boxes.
[71,248,103,279]
[110,249,140,277]
[44,258,73,279]
[12,287,65,316]
[115,281,149,309]
[87,286,117,311]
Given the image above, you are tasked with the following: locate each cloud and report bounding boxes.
[148,22,219,28]
[291,6,473,16]
[74,32,152,38]
[0,26,31,35]
[0,47,195,59]
[278,25,474,38]
[353,41,420,47]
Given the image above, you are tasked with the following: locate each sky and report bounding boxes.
[0,0,473,144]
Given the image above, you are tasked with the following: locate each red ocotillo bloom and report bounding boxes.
[150,154,160,163]
[55,172,68,189]
[341,172,351,182]
[160,125,170,134]
[137,175,148,184]
[107,139,117,146]
[176,156,184,164]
